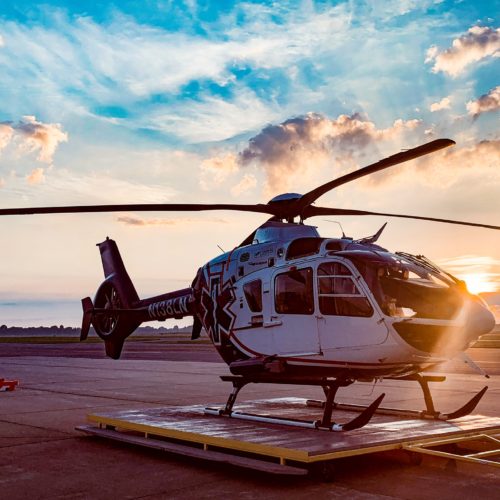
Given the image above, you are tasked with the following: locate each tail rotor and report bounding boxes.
[80,237,195,359]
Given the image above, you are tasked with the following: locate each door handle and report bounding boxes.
[264,319,282,328]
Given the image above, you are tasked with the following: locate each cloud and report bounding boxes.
[0,8,347,138]
[0,123,13,150]
[0,116,68,163]
[237,113,422,192]
[363,0,444,20]
[423,139,500,170]
[26,167,45,185]
[437,255,500,293]
[148,90,280,143]
[199,152,238,190]
[430,96,451,112]
[0,5,429,145]
[0,16,241,106]
[405,139,500,192]
[15,116,68,163]
[231,174,257,197]
[0,4,483,152]
[466,86,500,116]
[0,177,4,188]
[297,133,500,193]
[53,172,174,204]
[426,25,500,77]
[116,215,227,226]
[4,168,176,206]
[438,254,500,272]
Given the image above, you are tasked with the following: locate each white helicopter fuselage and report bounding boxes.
[196,221,494,379]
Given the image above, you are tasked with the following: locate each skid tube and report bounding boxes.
[204,375,385,432]
[306,374,488,421]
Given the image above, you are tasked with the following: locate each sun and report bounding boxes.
[461,273,498,295]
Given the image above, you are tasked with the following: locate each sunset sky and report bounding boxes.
[0,1,499,326]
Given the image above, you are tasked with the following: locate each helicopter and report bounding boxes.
[1,138,498,432]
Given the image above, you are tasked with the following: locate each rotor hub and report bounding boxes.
[267,193,303,204]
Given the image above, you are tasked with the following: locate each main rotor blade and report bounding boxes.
[304,206,500,230]
[0,203,277,217]
[296,139,455,213]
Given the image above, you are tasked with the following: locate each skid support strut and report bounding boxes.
[307,374,488,421]
[205,376,385,432]
[222,378,245,415]
[415,374,439,418]
[398,374,488,420]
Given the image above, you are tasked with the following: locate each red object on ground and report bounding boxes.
[0,379,19,391]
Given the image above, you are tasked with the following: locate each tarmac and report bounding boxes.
[1,349,499,499]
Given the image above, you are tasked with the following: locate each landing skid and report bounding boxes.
[205,375,385,432]
[306,374,488,421]
[206,374,488,433]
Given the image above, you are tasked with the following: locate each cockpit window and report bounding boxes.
[275,267,314,314]
[243,279,262,312]
[317,262,373,317]
[331,251,463,320]
[378,265,461,319]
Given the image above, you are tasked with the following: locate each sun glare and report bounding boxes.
[462,273,498,295]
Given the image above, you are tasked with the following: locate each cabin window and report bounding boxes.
[317,262,373,317]
[275,267,314,314]
[325,240,343,252]
[286,238,323,260]
[243,279,263,312]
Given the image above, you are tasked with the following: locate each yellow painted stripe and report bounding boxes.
[87,414,309,461]
[305,443,402,462]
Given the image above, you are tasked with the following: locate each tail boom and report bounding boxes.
[81,289,194,331]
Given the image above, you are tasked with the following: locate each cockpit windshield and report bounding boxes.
[336,251,463,320]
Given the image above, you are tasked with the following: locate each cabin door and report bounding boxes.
[315,260,389,349]
[269,266,321,356]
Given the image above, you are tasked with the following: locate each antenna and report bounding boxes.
[217,244,225,253]
[323,219,346,238]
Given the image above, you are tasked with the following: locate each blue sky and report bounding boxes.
[0,1,499,325]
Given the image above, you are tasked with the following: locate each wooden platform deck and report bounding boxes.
[79,398,500,475]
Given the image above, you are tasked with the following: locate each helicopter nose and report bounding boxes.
[465,297,495,342]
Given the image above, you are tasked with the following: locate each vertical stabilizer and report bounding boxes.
[98,237,139,307]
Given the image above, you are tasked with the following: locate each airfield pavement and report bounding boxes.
[0,343,499,499]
